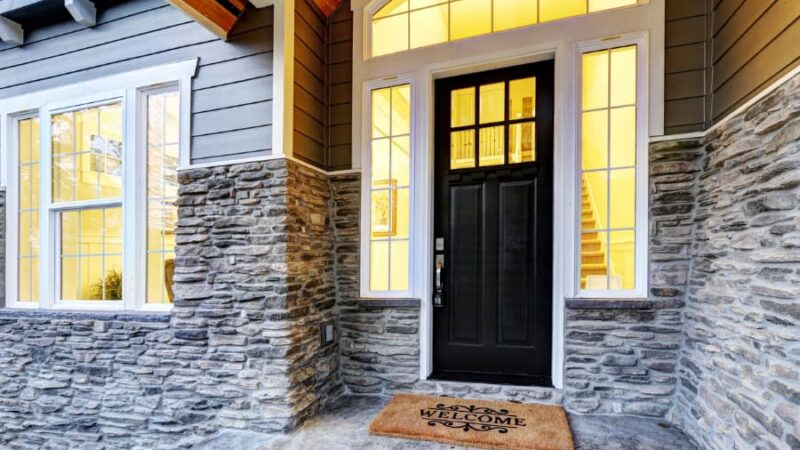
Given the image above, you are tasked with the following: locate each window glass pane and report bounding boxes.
[373,14,409,56]
[372,139,391,187]
[610,46,636,106]
[18,117,40,303]
[610,106,636,167]
[370,241,389,291]
[375,0,408,18]
[451,87,475,127]
[582,110,608,170]
[494,0,537,31]
[391,136,411,187]
[582,172,608,230]
[580,45,638,292]
[370,84,411,293]
[410,4,448,49]
[389,240,409,291]
[479,82,505,124]
[509,77,536,120]
[609,230,635,289]
[582,50,609,110]
[540,0,586,22]
[60,206,123,302]
[51,102,123,203]
[147,90,180,304]
[372,88,392,138]
[451,130,475,169]
[589,0,636,13]
[581,231,607,290]
[410,0,445,8]
[609,168,635,229]
[509,122,535,163]
[450,0,491,41]
[392,85,412,135]
[479,126,504,166]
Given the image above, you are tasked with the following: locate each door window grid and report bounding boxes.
[371,0,638,57]
[146,91,180,305]
[579,45,637,291]
[449,77,536,170]
[17,117,40,303]
[369,84,411,292]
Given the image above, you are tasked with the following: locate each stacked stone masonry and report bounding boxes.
[0,159,342,449]
[674,73,800,450]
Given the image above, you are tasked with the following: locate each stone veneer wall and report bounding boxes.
[0,159,341,448]
[330,174,422,395]
[563,138,704,417]
[674,74,800,450]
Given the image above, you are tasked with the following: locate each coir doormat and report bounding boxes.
[369,393,574,450]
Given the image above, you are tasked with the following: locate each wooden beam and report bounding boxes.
[167,0,247,40]
[65,0,96,27]
[0,16,23,45]
[311,0,342,16]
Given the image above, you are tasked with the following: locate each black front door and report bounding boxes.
[432,61,554,386]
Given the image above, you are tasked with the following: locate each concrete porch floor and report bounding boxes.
[213,395,698,450]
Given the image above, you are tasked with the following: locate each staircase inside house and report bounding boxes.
[580,180,608,289]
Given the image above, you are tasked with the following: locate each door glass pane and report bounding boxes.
[509,77,536,120]
[451,87,475,127]
[391,136,411,187]
[392,85,412,135]
[479,82,505,124]
[451,130,475,169]
[479,126,504,166]
[509,122,535,163]
[582,50,609,110]
[450,0,491,41]
[540,0,586,22]
[494,0,537,31]
[371,138,391,186]
[372,88,392,138]
[51,102,123,203]
[410,4,448,49]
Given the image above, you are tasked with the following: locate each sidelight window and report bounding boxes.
[364,82,412,296]
[370,0,639,57]
[3,61,194,310]
[578,42,645,296]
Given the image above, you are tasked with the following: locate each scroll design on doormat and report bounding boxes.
[420,403,527,433]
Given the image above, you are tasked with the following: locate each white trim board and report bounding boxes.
[178,153,362,177]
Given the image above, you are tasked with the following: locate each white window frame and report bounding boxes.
[360,74,415,299]
[352,0,664,389]
[1,58,197,311]
[574,33,649,299]
[363,0,651,60]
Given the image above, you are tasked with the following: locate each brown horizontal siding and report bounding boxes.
[326,0,353,171]
[293,0,327,167]
[711,0,800,120]
[664,0,711,134]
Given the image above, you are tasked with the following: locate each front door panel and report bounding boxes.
[433,61,554,386]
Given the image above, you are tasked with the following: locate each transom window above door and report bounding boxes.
[371,0,639,57]
[449,76,537,169]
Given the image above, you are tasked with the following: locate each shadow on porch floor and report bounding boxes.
[196,395,698,450]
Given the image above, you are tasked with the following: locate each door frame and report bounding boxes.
[353,1,664,389]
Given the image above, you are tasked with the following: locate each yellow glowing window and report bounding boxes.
[371,0,637,56]
[17,117,40,303]
[579,45,638,292]
[370,84,411,292]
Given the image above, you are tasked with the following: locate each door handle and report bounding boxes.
[433,254,444,308]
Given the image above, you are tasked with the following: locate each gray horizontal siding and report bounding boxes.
[0,1,274,166]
